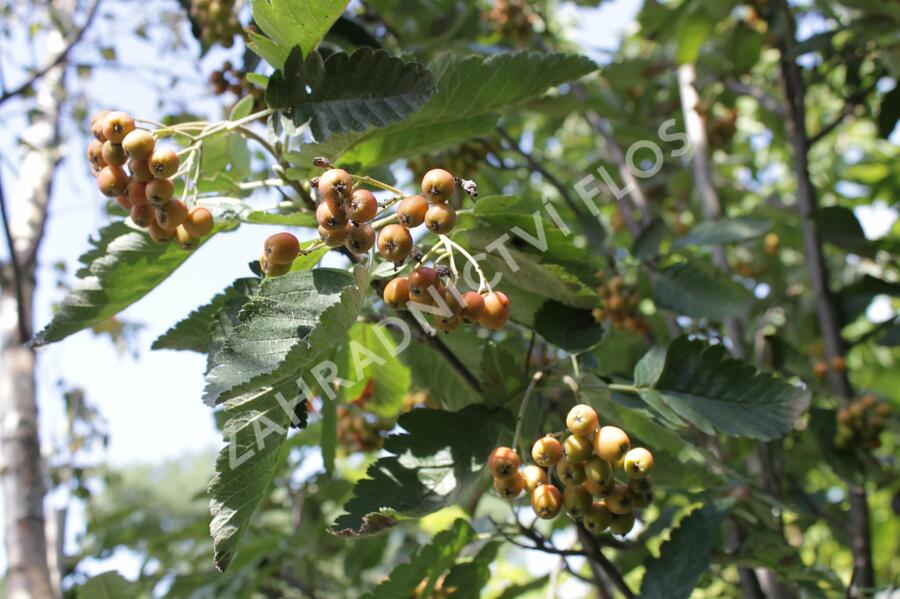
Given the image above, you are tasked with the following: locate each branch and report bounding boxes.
[808,81,879,146]
[237,126,316,211]
[0,0,102,106]
[725,80,787,118]
[370,279,483,393]
[569,83,652,237]
[495,124,606,243]
[576,525,633,599]
[772,0,873,591]
[0,171,29,343]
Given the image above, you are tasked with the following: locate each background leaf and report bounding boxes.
[672,217,771,248]
[534,300,604,353]
[641,336,810,440]
[330,322,411,417]
[359,519,476,599]
[76,571,134,598]
[640,502,726,599]
[651,261,753,321]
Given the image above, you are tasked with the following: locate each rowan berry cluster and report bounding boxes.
[485,0,537,44]
[592,273,648,335]
[406,139,499,180]
[336,403,392,453]
[813,355,846,379]
[311,168,380,253]
[383,267,510,333]
[190,0,242,47]
[835,394,891,451]
[489,405,654,536]
[209,61,265,112]
[87,110,214,247]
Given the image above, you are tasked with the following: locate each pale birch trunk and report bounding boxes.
[0,8,67,597]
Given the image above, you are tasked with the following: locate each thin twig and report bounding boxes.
[372,278,483,392]
[808,81,879,146]
[512,371,543,454]
[496,124,603,240]
[0,0,102,106]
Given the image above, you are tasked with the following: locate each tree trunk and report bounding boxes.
[0,8,66,597]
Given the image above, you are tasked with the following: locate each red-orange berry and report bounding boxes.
[96,165,130,197]
[383,277,411,309]
[87,139,106,168]
[487,446,520,479]
[147,221,175,243]
[459,291,485,324]
[149,148,180,179]
[408,267,440,302]
[101,141,128,167]
[130,203,154,228]
[182,206,214,237]
[377,224,413,263]
[126,180,148,206]
[145,178,174,206]
[421,168,455,203]
[397,195,428,227]
[316,199,349,230]
[531,484,562,519]
[121,129,155,161]
[264,232,300,265]
[90,110,110,141]
[566,404,599,436]
[479,291,510,330]
[493,472,526,498]
[175,225,197,249]
[424,203,456,234]
[128,158,154,182]
[532,435,563,467]
[101,111,135,144]
[347,189,378,223]
[318,224,349,247]
[318,168,353,201]
[155,199,188,230]
[345,222,375,254]
[594,426,631,463]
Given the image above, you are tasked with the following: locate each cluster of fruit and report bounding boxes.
[835,394,891,450]
[484,0,536,45]
[591,273,648,335]
[310,168,380,253]
[488,405,654,536]
[383,267,511,333]
[209,61,266,112]
[406,139,499,180]
[336,403,391,454]
[87,110,214,247]
[335,391,437,454]
[813,355,847,379]
[311,167,460,260]
[190,0,242,48]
